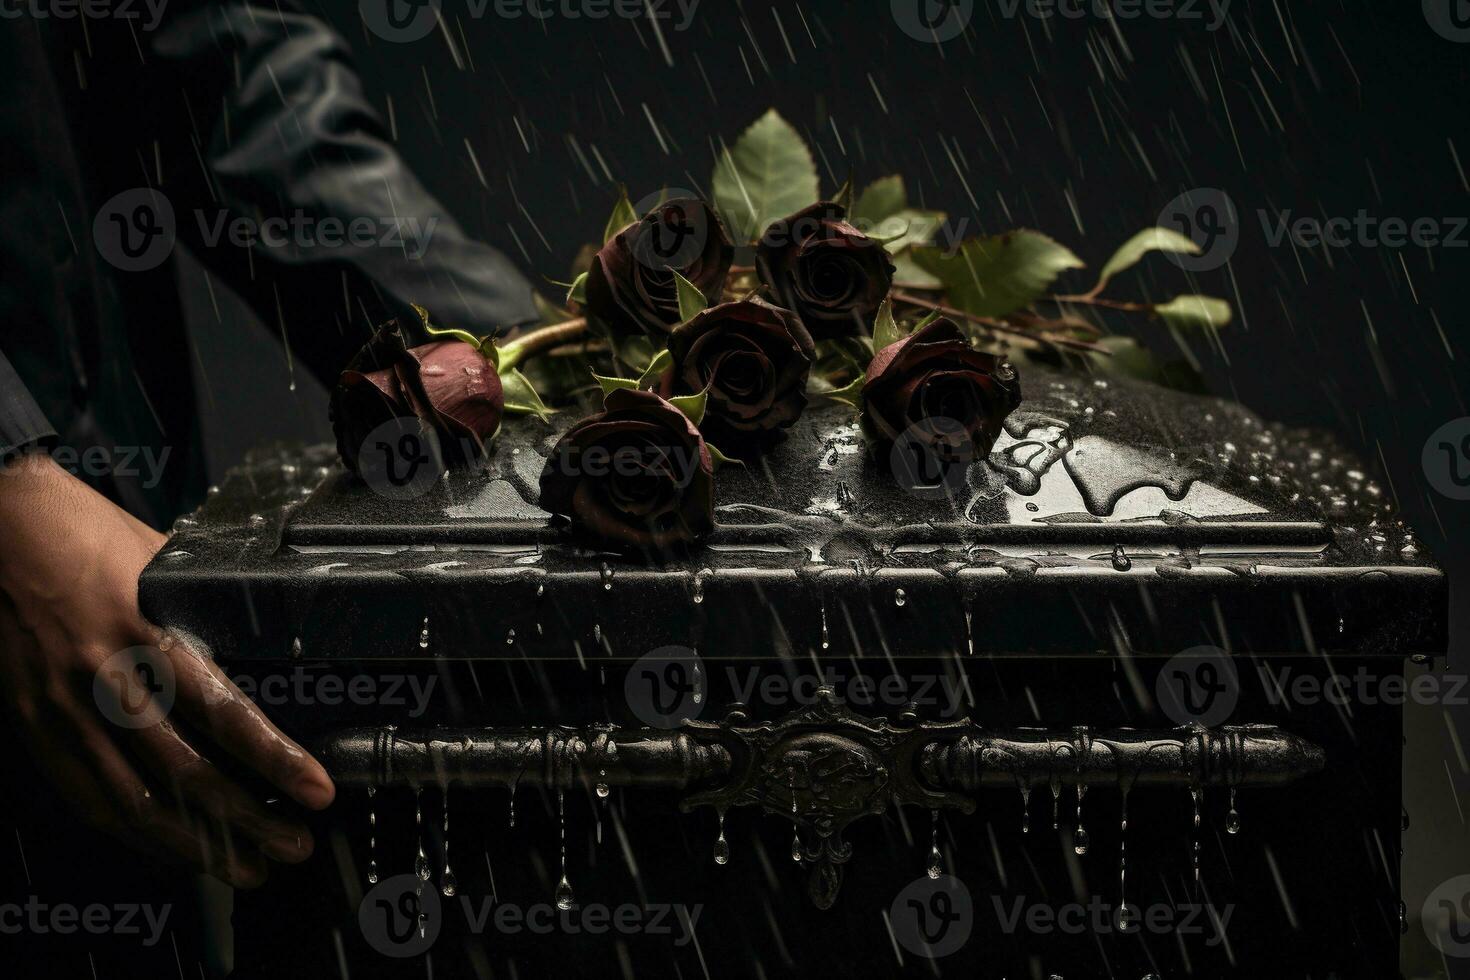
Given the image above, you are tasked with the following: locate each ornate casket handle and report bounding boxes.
[317,689,1324,908]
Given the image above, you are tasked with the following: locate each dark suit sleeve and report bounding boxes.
[0,350,56,461]
[145,2,540,381]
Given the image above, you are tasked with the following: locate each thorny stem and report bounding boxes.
[890,291,1109,354]
[1049,294,1154,313]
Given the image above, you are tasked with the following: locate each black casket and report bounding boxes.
[140,365,1446,979]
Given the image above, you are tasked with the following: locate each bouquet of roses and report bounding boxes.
[332,110,1231,555]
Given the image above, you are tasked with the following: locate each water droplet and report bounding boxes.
[554,875,575,910]
[595,783,610,799]
[820,601,830,650]
[600,562,614,591]
[366,785,378,884]
[894,588,907,608]
[964,604,974,657]
[713,809,729,866]
[1020,785,1031,834]
[1110,545,1132,572]
[1073,784,1089,855]
[290,637,303,659]
[1226,787,1241,835]
[506,628,516,645]
[441,787,455,895]
[790,829,803,863]
[926,810,942,878]
[691,658,704,704]
[554,788,573,908]
[692,568,710,604]
[414,789,430,881]
[418,616,430,649]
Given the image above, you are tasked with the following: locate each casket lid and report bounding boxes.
[141,367,1445,662]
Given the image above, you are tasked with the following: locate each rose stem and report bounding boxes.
[1047,294,1154,313]
[889,291,1109,354]
[508,317,588,359]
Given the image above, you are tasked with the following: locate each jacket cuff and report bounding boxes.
[0,351,58,462]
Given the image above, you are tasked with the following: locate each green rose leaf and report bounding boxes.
[592,373,640,398]
[892,251,943,289]
[604,185,638,244]
[711,109,820,243]
[673,269,709,323]
[1092,228,1202,295]
[871,296,907,351]
[502,368,554,419]
[707,444,745,468]
[810,374,865,409]
[566,271,588,308]
[850,175,907,226]
[1154,294,1233,330]
[668,387,708,427]
[636,348,674,388]
[911,230,1085,317]
[870,209,945,254]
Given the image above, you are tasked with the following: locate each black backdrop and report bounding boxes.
[180,1,1470,971]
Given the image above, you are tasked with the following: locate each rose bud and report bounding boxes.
[657,298,815,451]
[585,198,735,338]
[539,388,716,553]
[861,318,1021,467]
[756,201,895,340]
[330,320,503,476]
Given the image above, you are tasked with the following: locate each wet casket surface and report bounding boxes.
[141,366,1446,979]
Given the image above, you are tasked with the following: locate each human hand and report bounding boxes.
[0,452,335,887]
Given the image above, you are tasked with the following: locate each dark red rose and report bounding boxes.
[658,298,815,450]
[585,198,734,338]
[330,320,503,475]
[861,318,1021,465]
[539,388,715,553]
[756,201,895,340]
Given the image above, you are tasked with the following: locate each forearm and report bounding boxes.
[149,2,538,379]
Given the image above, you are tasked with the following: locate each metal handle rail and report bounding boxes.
[317,689,1324,908]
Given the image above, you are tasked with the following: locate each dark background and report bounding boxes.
[176,1,1470,974]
